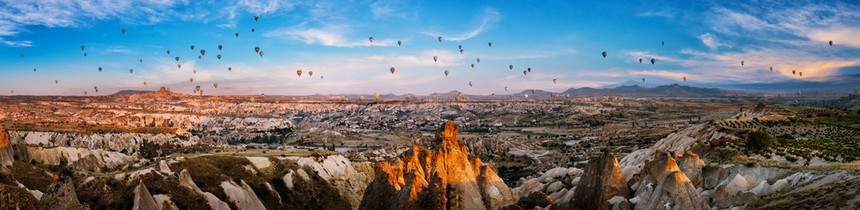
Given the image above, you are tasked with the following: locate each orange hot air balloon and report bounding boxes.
[433,56,438,62]
[297,70,303,77]
[741,61,745,66]
[189,78,194,83]
[374,92,380,99]
[360,96,365,102]
[255,46,260,53]
[390,67,395,74]
[337,98,342,103]
[683,76,687,81]
[193,69,197,74]
[505,86,508,91]
[143,81,146,85]
[792,70,796,75]
[799,72,803,77]
[770,66,773,71]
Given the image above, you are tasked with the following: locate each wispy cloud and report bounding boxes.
[0,37,31,47]
[427,8,501,41]
[636,11,673,19]
[265,24,399,47]
[698,33,728,49]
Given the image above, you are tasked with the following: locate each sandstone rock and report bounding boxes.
[39,177,83,210]
[358,121,516,210]
[220,179,266,210]
[632,151,710,210]
[677,151,705,188]
[178,169,230,210]
[515,191,554,209]
[571,150,630,210]
[0,126,13,167]
[133,181,161,210]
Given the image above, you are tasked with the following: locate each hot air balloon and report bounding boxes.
[651,58,655,65]
[390,67,395,74]
[433,56,438,62]
[20,54,23,58]
[854,87,858,94]
[321,76,324,79]
[471,64,475,68]
[84,91,87,95]
[33,68,36,72]
[523,70,527,75]
[792,70,796,75]
[505,86,509,91]
[639,58,643,63]
[309,71,313,76]
[195,86,200,91]
[130,69,134,74]
[217,54,222,60]
[476,58,481,63]
[437,36,442,42]
[553,79,558,84]
[228,67,232,71]
[190,45,195,50]
[10,90,12,94]
[509,65,514,70]
[741,61,745,66]
[531,89,536,94]
[488,42,492,47]
[251,28,255,32]
[492,93,495,97]
[444,70,449,76]
[602,51,607,58]
[397,40,402,46]
[83,53,87,57]
[528,67,531,72]
[81,45,85,50]
[235,33,239,37]
[193,69,197,74]
[55,80,58,84]
[140,59,143,63]
[198,56,201,60]
[175,57,180,62]
[459,45,462,50]
[98,67,102,72]
[770,66,774,71]
[297,70,303,77]
[143,81,146,85]
[218,45,223,50]
[94,86,98,92]
[177,64,181,69]
[254,15,259,21]
[200,49,205,56]
[683,76,687,81]
[460,49,464,54]
[642,78,646,83]
[214,83,219,88]
[469,81,473,87]
[259,51,263,57]
[374,92,380,99]
[121,28,126,34]
[360,96,365,102]
[799,72,803,77]
[255,46,260,53]
[369,37,374,43]
[662,41,665,45]
[829,40,833,46]
[167,50,170,54]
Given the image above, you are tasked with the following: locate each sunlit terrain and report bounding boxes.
[2,1,860,210]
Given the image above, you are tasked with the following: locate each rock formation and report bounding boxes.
[133,181,160,210]
[358,121,516,210]
[38,177,84,210]
[0,126,13,167]
[571,150,630,210]
[631,151,710,210]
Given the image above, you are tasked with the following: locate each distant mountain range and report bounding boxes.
[111,90,153,96]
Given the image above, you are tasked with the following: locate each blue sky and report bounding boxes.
[1,0,859,95]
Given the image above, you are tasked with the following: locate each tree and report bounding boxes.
[746,130,773,152]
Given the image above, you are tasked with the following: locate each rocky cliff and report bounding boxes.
[0,126,12,167]
[358,121,516,210]
[570,150,630,210]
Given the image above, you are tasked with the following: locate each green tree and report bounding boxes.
[746,130,773,152]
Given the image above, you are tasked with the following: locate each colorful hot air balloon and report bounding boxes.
[259,51,263,57]
[255,46,260,53]
[254,15,259,21]
[369,37,374,43]
[167,50,170,54]
[374,92,380,99]
[390,67,395,74]
[297,70,303,77]
[741,61,745,66]
[799,72,803,77]
[189,78,193,82]
[476,58,481,63]
[531,89,536,94]
[130,69,134,74]
[397,40,402,46]
[460,49,464,54]
[505,86,509,91]
[651,59,656,65]
[444,70,449,76]
[459,45,462,50]
[360,96,365,102]
[55,80,58,84]
[523,70,527,75]
[200,49,205,56]
[193,69,197,74]
[792,70,796,75]
[217,54,222,60]
[175,57,180,62]
[642,78,646,83]
[218,45,223,50]
[433,56,438,62]
[527,67,531,72]
[602,51,607,58]
[471,64,475,68]
[214,83,219,88]
[83,53,87,57]
[143,81,146,85]
[190,45,195,50]
[198,56,201,60]
[309,71,313,76]
[177,64,181,69]
[683,76,687,81]
[770,66,774,71]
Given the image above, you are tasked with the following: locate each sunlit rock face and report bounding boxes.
[570,150,631,210]
[358,121,516,210]
[631,151,710,210]
[0,126,13,167]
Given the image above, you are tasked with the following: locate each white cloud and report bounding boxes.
[266,24,399,47]
[698,33,727,49]
[428,8,501,41]
[0,37,31,47]
[636,11,673,18]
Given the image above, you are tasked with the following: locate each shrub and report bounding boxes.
[746,130,774,152]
